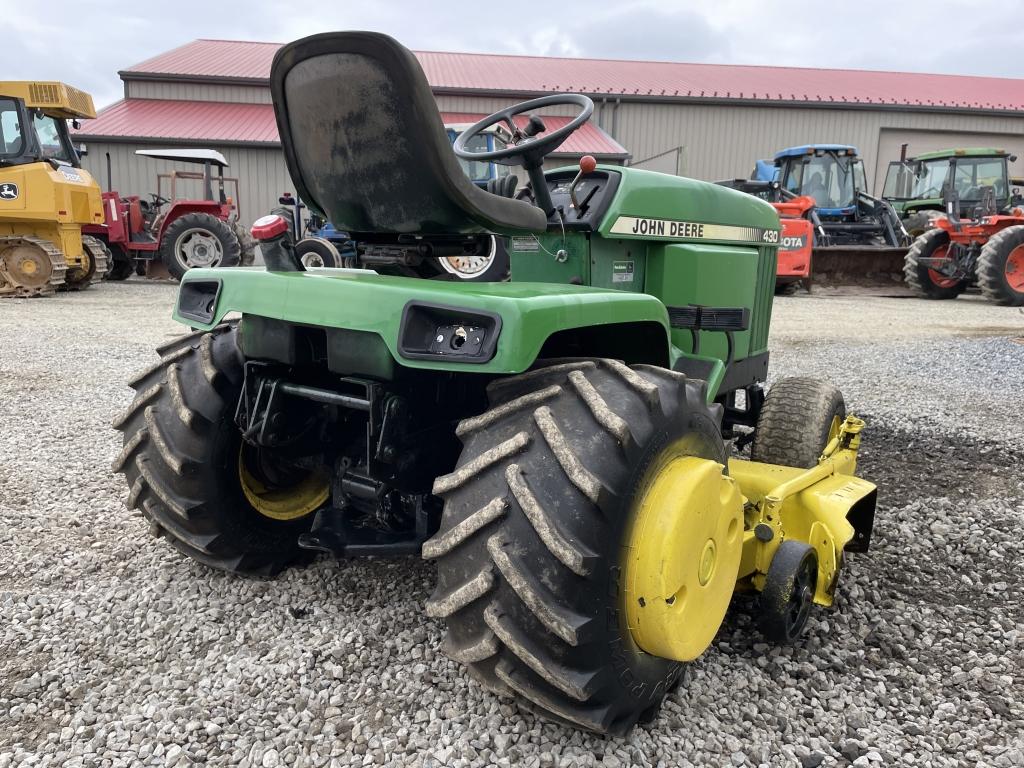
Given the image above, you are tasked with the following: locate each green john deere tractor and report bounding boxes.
[112,32,877,734]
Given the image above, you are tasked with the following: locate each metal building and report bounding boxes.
[76,39,1024,226]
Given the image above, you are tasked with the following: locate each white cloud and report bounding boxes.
[5,0,1019,110]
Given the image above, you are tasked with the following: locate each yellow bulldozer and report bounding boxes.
[0,81,109,297]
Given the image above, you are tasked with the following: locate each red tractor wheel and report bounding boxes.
[978,225,1024,306]
[903,229,967,300]
[159,213,242,281]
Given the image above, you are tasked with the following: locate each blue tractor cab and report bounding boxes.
[752,159,779,183]
[773,145,864,218]
[769,144,907,248]
[445,125,511,188]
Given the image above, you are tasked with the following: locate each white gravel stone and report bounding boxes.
[1,282,1022,768]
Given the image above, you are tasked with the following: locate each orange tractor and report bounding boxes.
[716,178,822,291]
[904,185,1024,305]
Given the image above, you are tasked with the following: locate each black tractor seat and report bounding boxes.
[270,32,547,237]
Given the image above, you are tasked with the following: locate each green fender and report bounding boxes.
[174,267,671,375]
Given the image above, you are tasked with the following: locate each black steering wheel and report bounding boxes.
[454,94,594,215]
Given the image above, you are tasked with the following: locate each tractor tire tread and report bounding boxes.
[424,358,722,734]
[160,212,242,280]
[750,377,845,469]
[903,228,966,300]
[112,321,310,575]
[977,224,1024,306]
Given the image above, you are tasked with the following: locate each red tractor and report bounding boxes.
[904,185,1024,305]
[716,178,822,291]
[83,149,253,281]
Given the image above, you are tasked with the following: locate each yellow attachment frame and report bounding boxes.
[729,416,876,607]
[0,81,96,119]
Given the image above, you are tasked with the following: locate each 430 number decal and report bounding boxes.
[762,230,780,244]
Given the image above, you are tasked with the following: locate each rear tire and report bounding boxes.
[160,213,241,280]
[903,229,966,299]
[106,243,135,281]
[751,377,845,468]
[902,209,942,238]
[424,359,727,734]
[112,323,318,575]
[233,220,257,266]
[977,225,1024,306]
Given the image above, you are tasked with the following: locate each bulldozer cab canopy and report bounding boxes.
[135,148,229,167]
[0,81,96,120]
[269,31,547,237]
[0,96,83,168]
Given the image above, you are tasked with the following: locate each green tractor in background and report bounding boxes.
[112,32,877,734]
[882,146,1020,236]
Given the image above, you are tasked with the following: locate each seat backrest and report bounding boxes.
[270,32,547,236]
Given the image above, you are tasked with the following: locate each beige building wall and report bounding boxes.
[93,79,1024,225]
[609,102,1024,188]
[125,80,272,104]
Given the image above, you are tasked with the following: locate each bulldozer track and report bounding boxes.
[0,236,68,298]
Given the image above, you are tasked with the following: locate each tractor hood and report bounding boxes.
[597,166,781,245]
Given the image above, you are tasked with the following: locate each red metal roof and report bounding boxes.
[73,99,279,143]
[121,39,1024,113]
[73,100,628,157]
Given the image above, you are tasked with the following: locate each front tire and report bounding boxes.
[758,541,818,643]
[977,225,1024,306]
[160,213,241,280]
[295,237,342,268]
[751,377,845,469]
[424,359,729,734]
[111,323,320,575]
[903,229,966,300]
[436,235,510,282]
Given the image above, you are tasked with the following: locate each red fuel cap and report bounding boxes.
[251,214,289,240]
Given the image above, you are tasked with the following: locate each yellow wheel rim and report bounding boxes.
[623,451,744,662]
[238,449,330,521]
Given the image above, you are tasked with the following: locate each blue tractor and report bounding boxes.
[756,144,908,250]
[273,125,513,281]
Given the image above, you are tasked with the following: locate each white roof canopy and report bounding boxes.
[135,148,229,167]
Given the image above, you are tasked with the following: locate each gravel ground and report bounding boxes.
[2,281,1023,767]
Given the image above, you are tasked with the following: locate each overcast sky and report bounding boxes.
[8,0,1023,108]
